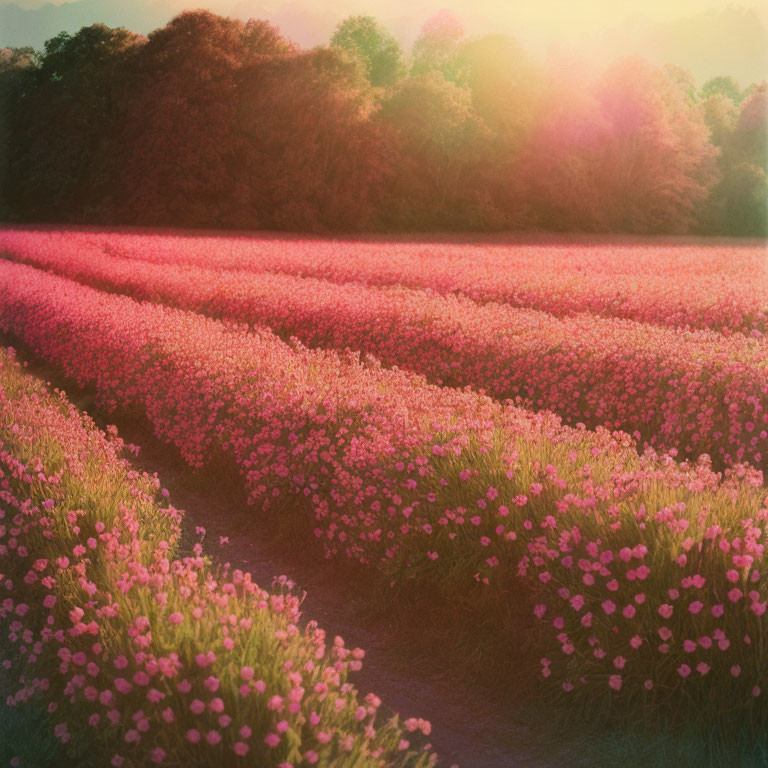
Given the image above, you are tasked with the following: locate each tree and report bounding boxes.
[0,47,37,217]
[456,34,540,146]
[330,16,405,87]
[520,58,717,233]
[516,71,612,231]
[700,75,743,105]
[732,84,768,170]
[704,83,768,236]
[699,94,737,147]
[5,26,144,222]
[233,47,388,230]
[377,72,498,228]
[114,11,291,227]
[411,10,467,84]
[0,46,37,72]
[715,162,768,236]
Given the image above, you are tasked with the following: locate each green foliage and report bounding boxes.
[716,162,768,236]
[377,72,498,229]
[701,84,768,235]
[410,10,467,84]
[5,24,143,220]
[700,75,743,105]
[331,15,405,87]
[699,94,738,146]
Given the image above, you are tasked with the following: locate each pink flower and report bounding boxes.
[267,695,283,711]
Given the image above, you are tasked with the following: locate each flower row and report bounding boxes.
[3,234,767,470]
[2,228,764,335]
[1,262,766,727]
[0,346,435,767]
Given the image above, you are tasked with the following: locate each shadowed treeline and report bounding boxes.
[0,10,766,234]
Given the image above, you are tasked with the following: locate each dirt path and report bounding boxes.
[123,425,572,768]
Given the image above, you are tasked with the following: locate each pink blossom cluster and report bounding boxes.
[526,461,768,708]
[0,262,766,718]
[2,228,763,335]
[2,233,767,469]
[0,347,435,767]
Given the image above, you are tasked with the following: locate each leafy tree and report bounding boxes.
[242,18,296,58]
[377,72,497,228]
[699,94,737,146]
[732,84,768,170]
[704,84,768,235]
[715,162,767,236]
[114,11,291,227]
[520,58,717,233]
[330,15,405,87]
[457,34,540,146]
[0,46,37,72]
[0,10,758,236]
[0,47,38,217]
[411,10,467,84]
[234,47,388,230]
[6,26,143,221]
[516,75,610,231]
[700,75,743,105]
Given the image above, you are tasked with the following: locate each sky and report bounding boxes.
[10,0,768,37]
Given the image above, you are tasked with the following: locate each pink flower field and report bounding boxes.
[1,228,767,767]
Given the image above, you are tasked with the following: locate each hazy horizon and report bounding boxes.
[1,0,767,84]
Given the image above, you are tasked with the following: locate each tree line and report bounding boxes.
[0,10,766,235]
